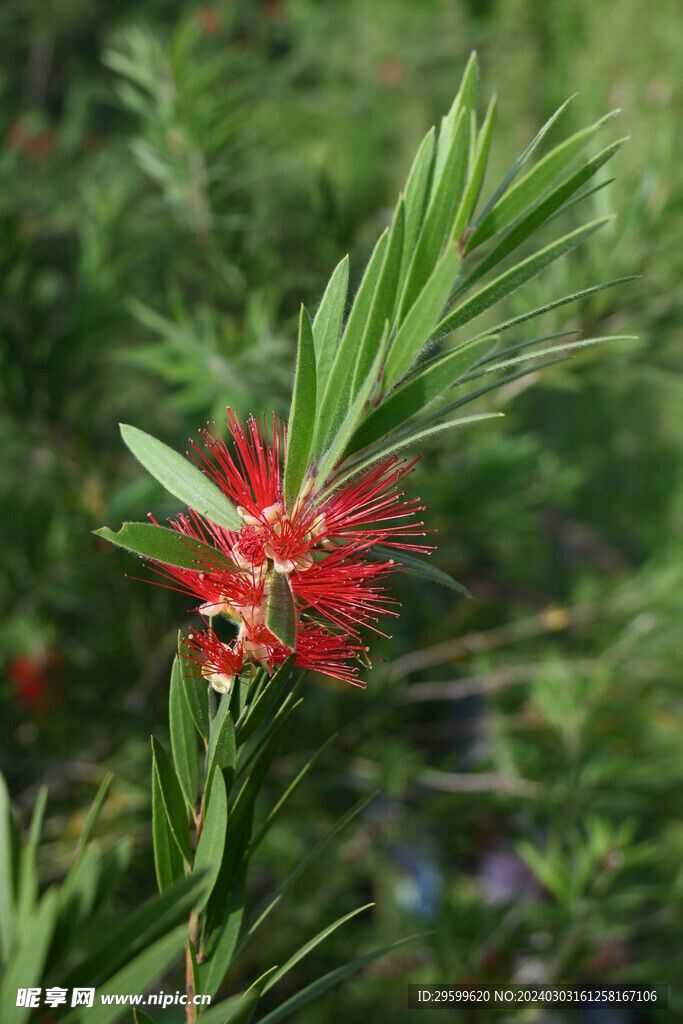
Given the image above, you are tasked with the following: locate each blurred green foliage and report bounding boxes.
[0,0,681,1021]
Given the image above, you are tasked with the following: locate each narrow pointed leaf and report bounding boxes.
[314,322,390,488]
[63,874,207,988]
[151,737,191,864]
[94,522,231,572]
[312,255,349,404]
[352,198,405,398]
[370,546,472,597]
[236,793,378,955]
[265,571,296,650]
[399,109,469,318]
[200,868,247,996]
[463,334,634,381]
[254,934,424,1024]
[193,770,228,912]
[179,633,210,742]
[62,926,189,1024]
[384,246,461,388]
[329,413,503,495]
[432,51,477,189]
[17,785,47,919]
[0,890,58,1024]
[206,694,237,794]
[250,733,337,853]
[437,217,612,335]
[458,138,627,292]
[120,424,241,529]
[284,306,316,505]
[451,94,497,243]
[468,109,619,251]
[463,276,637,345]
[151,762,184,893]
[75,772,113,856]
[401,126,436,277]
[315,229,389,456]
[473,95,575,230]
[170,656,199,809]
[237,656,294,746]
[0,775,16,959]
[348,334,495,454]
[262,903,375,994]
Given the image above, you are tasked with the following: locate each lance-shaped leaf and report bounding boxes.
[205,694,236,795]
[120,423,241,529]
[254,933,424,1024]
[94,522,231,572]
[451,93,497,244]
[467,108,619,252]
[179,632,210,742]
[0,775,17,960]
[351,198,405,400]
[455,138,627,295]
[237,655,294,747]
[437,216,612,336]
[315,229,389,457]
[151,761,184,894]
[265,570,296,650]
[370,546,472,598]
[461,334,635,382]
[400,126,436,279]
[151,737,191,864]
[398,109,469,320]
[75,772,113,856]
[472,94,575,233]
[384,245,461,388]
[312,255,349,406]
[169,656,199,809]
[283,305,316,506]
[193,769,228,913]
[261,903,375,995]
[326,412,503,496]
[432,51,477,189]
[0,889,58,1024]
[348,334,496,455]
[17,785,47,921]
[199,867,246,997]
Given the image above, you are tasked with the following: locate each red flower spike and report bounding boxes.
[137,409,433,688]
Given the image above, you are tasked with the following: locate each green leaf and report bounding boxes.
[314,322,390,489]
[352,198,405,399]
[62,925,189,1024]
[236,793,378,956]
[205,694,237,795]
[462,276,637,344]
[462,334,635,382]
[250,733,337,854]
[457,138,627,293]
[467,109,619,251]
[170,656,199,809]
[0,889,58,1024]
[472,94,575,232]
[348,334,495,454]
[120,424,241,529]
[63,874,207,989]
[431,51,477,192]
[199,868,246,997]
[179,632,210,742]
[94,522,232,572]
[315,229,389,457]
[327,412,503,496]
[400,127,436,279]
[17,785,47,920]
[0,774,17,959]
[75,771,113,857]
[437,217,612,335]
[151,738,190,870]
[253,933,423,1024]
[370,546,472,598]
[133,1012,157,1024]
[237,656,294,747]
[193,770,228,913]
[265,571,296,650]
[399,110,469,319]
[451,93,497,243]
[283,306,317,506]
[312,255,349,405]
[262,903,374,995]
[385,245,460,388]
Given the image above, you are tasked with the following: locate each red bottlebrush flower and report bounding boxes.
[139,409,432,689]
